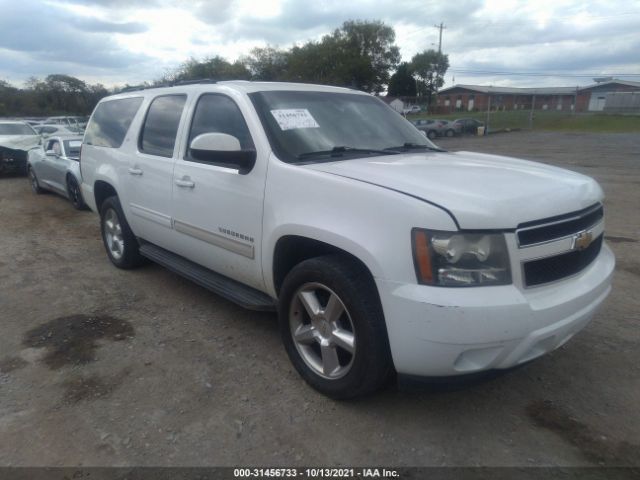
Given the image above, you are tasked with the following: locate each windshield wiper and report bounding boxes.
[297,146,399,161]
[384,142,446,152]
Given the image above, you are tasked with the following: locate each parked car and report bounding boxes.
[452,118,485,135]
[411,119,449,139]
[44,115,88,130]
[0,121,41,175]
[402,105,421,115]
[80,81,614,398]
[34,124,82,138]
[27,135,86,209]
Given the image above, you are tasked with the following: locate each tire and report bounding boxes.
[445,129,455,137]
[278,254,393,399]
[28,167,44,194]
[99,196,145,269]
[66,175,86,210]
[427,130,437,140]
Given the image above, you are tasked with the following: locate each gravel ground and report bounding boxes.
[0,131,638,467]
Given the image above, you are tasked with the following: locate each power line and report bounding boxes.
[400,11,640,38]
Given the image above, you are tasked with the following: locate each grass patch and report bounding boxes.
[408,111,640,133]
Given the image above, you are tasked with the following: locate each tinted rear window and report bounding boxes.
[85,97,143,148]
[139,95,186,157]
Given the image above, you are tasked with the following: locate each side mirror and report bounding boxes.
[189,133,256,175]
[45,149,59,157]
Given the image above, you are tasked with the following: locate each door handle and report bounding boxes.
[128,167,143,176]
[175,177,195,188]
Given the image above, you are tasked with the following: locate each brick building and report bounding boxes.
[436,79,640,114]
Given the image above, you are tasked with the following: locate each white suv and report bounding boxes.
[80,81,614,398]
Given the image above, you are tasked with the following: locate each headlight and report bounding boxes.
[412,229,511,287]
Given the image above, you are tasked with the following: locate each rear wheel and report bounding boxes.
[445,129,455,137]
[100,196,145,269]
[427,130,437,140]
[66,175,86,210]
[28,167,44,194]
[278,254,393,399]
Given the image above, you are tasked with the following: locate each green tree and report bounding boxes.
[411,49,449,108]
[388,62,417,97]
[167,56,251,83]
[242,46,289,81]
[42,74,91,113]
[285,20,400,92]
[336,20,401,93]
[0,75,108,116]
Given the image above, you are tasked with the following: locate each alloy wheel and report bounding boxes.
[103,208,124,260]
[289,282,356,379]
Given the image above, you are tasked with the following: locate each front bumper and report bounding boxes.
[377,244,615,377]
[0,154,27,174]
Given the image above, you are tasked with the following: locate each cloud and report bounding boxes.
[68,17,148,34]
[194,0,236,25]
[0,0,159,86]
[0,0,638,88]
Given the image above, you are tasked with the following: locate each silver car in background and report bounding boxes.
[27,136,87,210]
[33,124,80,138]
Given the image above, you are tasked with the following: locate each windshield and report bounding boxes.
[249,90,438,163]
[0,123,36,135]
[63,140,82,159]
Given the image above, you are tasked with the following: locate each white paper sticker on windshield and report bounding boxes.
[69,141,82,148]
[270,109,320,131]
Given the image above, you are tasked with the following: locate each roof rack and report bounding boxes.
[171,79,218,86]
[118,85,147,93]
[116,79,235,94]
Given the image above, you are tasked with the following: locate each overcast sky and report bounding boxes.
[1,0,639,89]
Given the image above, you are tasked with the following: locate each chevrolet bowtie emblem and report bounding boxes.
[573,231,593,251]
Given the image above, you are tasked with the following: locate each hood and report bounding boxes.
[304,151,603,229]
[0,135,40,151]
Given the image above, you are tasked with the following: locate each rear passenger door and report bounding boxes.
[126,94,187,248]
[170,93,268,291]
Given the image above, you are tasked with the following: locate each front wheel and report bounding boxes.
[278,255,393,399]
[100,196,145,269]
[445,129,455,137]
[427,130,437,140]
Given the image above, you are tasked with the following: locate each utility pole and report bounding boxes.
[434,22,446,53]
[486,87,491,135]
[529,94,536,129]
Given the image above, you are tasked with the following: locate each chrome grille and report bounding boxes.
[523,235,603,287]
[516,203,604,287]
[517,204,603,247]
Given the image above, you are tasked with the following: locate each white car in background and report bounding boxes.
[402,105,421,115]
[27,135,86,209]
[33,124,81,138]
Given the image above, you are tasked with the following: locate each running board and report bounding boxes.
[139,243,276,312]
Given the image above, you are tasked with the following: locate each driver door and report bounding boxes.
[170,93,268,291]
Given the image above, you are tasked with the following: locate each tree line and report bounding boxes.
[0,20,448,117]
[0,75,109,117]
